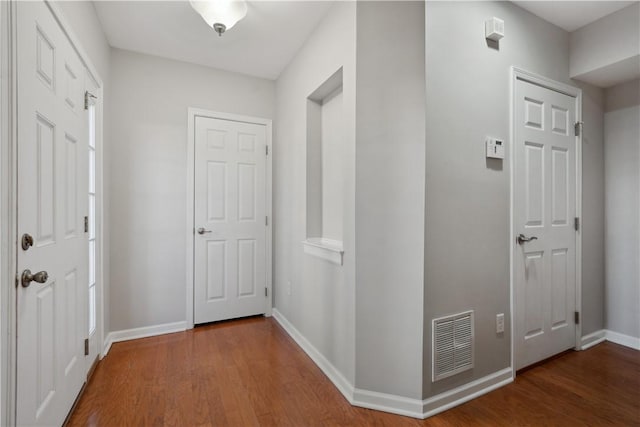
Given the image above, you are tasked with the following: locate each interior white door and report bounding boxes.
[16,1,89,425]
[514,77,577,370]
[194,117,268,324]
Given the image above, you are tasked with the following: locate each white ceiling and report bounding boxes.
[94,1,638,80]
[93,1,334,80]
[513,1,637,32]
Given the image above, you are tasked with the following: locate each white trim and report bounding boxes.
[0,2,17,425]
[580,330,607,350]
[302,238,344,265]
[510,67,583,373]
[509,66,515,377]
[350,369,512,419]
[353,389,422,418]
[580,329,640,351]
[102,321,188,357]
[273,308,513,419]
[186,109,195,329]
[186,108,273,329]
[272,309,354,401]
[421,368,513,418]
[512,67,581,99]
[351,368,512,419]
[605,330,640,350]
[95,85,106,360]
[574,87,584,352]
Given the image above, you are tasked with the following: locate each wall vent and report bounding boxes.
[432,310,474,382]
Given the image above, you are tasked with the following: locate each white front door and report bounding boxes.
[16,1,88,424]
[194,116,268,324]
[514,77,578,370]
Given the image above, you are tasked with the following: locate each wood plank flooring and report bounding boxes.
[67,317,640,426]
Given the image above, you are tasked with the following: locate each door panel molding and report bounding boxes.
[186,108,273,329]
[510,67,582,374]
[2,1,105,424]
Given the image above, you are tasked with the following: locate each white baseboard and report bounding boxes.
[102,321,188,357]
[353,388,423,418]
[272,309,355,401]
[580,329,607,350]
[605,330,640,350]
[579,329,640,351]
[272,308,512,419]
[421,368,512,418]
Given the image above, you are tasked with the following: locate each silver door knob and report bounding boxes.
[517,234,538,245]
[21,269,48,288]
[197,227,212,235]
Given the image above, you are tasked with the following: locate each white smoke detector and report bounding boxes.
[485,17,505,41]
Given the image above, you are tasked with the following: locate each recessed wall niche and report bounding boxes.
[303,68,345,265]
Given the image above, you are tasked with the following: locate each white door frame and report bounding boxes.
[0,3,17,424]
[186,108,273,329]
[509,67,583,375]
[0,1,105,424]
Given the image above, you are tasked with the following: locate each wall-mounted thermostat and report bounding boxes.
[485,17,505,41]
[486,137,505,159]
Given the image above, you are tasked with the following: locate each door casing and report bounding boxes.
[0,2,105,424]
[509,67,583,375]
[186,108,273,329]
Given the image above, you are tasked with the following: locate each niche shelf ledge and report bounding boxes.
[302,238,344,266]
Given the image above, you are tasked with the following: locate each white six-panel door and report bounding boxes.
[514,77,578,370]
[16,1,88,424]
[194,117,268,324]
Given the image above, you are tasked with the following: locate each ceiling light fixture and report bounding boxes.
[189,0,248,37]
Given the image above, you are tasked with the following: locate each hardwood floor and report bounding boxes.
[67,317,640,426]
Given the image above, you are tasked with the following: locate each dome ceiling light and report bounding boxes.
[189,0,248,37]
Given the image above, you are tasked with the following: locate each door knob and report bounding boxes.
[21,269,48,288]
[197,227,212,235]
[517,234,538,245]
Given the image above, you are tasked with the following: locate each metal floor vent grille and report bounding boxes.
[432,310,474,382]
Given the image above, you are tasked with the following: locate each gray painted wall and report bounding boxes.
[570,3,640,86]
[577,82,606,336]
[108,49,274,331]
[604,79,640,339]
[355,1,425,399]
[273,2,356,384]
[423,1,605,397]
[55,1,110,82]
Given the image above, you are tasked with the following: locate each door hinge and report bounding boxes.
[84,91,97,110]
[574,217,580,231]
[574,121,583,137]
[265,216,268,226]
[266,145,269,156]
[574,311,580,324]
[84,338,89,356]
[84,216,89,233]
[265,287,268,297]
